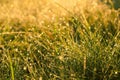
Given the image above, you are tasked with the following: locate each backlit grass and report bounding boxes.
[0,0,120,80]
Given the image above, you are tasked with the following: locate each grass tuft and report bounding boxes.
[0,0,120,79]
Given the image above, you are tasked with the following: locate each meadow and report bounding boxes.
[0,0,120,80]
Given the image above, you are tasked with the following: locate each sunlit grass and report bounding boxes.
[0,0,120,80]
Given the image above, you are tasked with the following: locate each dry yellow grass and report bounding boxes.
[0,0,109,24]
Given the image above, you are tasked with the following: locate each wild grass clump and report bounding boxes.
[0,0,120,80]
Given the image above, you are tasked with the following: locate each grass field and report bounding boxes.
[0,0,120,80]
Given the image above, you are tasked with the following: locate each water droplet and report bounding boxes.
[38,50,40,53]
[29,63,32,66]
[23,66,27,70]
[115,71,118,74]
[15,48,18,52]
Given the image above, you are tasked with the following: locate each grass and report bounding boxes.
[0,0,120,80]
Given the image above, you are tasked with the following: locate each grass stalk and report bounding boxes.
[8,53,14,80]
